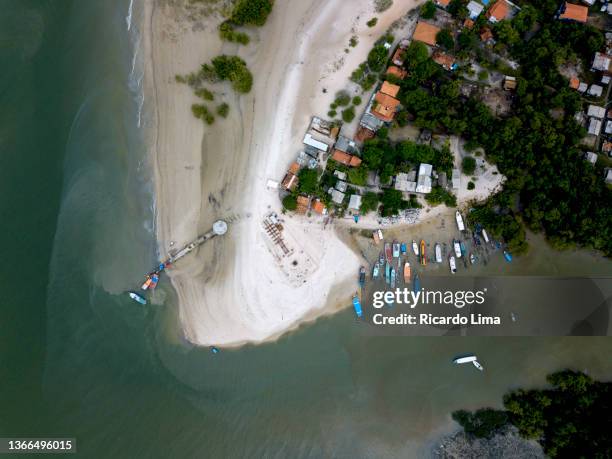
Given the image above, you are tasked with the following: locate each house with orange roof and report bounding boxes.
[463,18,475,29]
[380,81,401,98]
[372,91,401,122]
[392,48,405,66]
[386,65,408,80]
[435,0,451,7]
[296,195,311,214]
[413,21,440,47]
[432,51,457,71]
[569,77,580,89]
[487,0,511,22]
[558,2,588,23]
[311,199,326,215]
[331,150,362,167]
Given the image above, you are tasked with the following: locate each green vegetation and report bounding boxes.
[366,17,378,28]
[211,55,253,93]
[461,156,476,175]
[216,103,229,118]
[477,69,489,81]
[436,28,454,50]
[191,104,215,125]
[360,191,380,213]
[352,96,362,106]
[420,1,437,19]
[452,409,509,439]
[456,371,612,457]
[349,36,358,48]
[367,43,390,72]
[328,109,337,118]
[392,8,612,255]
[282,194,297,211]
[229,0,273,26]
[334,91,351,106]
[380,189,408,216]
[297,168,319,195]
[347,166,368,185]
[425,186,457,207]
[218,21,250,45]
[195,87,214,101]
[467,181,475,190]
[374,0,393,13]
[341,106,356,123]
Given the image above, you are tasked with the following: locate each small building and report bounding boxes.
[335,135,358,155]
[281,162,300,191]
[391,48,405,66]
[303,133,330,152]
[348,194,362,211]
[360,111,385,132]
[584,151,598,163]
[416,163,433,194]
[355,125,376,142]
[386,65,408,80]
[380,81,401,98]
[296,195,311,214]
[309,116,339,139]
[394,172,417,192]
[413,21,441,47]
[312,199,327,215]
[558,2,589,23]
[582,0,595,5]
[606,120,612,134]
[467,1,485,19]
[569,77,580,89]
[452,169,461,190]
[602,141,612,154]
[602,75,611,85]
[329,188,345,204]
[367,171,381,187]
[591,52,612,73]
[578,82,588,93]
[435,0,451,7]
[588,118,602,135]
[605,168,612,184]
[588,84,603,97]
[333,170,347,181]
[432,51,457,71]
[487,0,511,22]
[331,150,362,167]
[587,104,606,118]
[438,171,448,188]
[335,180,348,192]
[464,18,475,28]
[503,75,517,90]
[372,91,401,122]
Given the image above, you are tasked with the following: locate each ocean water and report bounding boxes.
[1,1,612,458]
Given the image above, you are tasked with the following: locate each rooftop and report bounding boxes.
[587,104,606,119]
[558,2,588,23]
[312,199,326,215]
[487,0,510,22]
[467,1,485,19]
[416,163,433,194]
[386,65,408,79]
[372,92,401,122]
[296,195,310,214]
[354,125,376,142]
[413,21,440,46]
[569,77,580,89]
[348,194,362,211]
[380,81,401,98]
[432,51,456,70]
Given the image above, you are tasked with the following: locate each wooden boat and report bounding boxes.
[469,253,476,265]
[403,262,411,283]
[413,273,421,293]
[449,256,457,274]
[392,241,400,258]
[390,268,396,288]
[385,243,392,264]
[385,262,391,284]
[435,243,442,263]
[359,266,366,287]
[379,252,385,265]
[141,276,153,291]
[420,240,426,266]
[504,250,513,262]
[149,273,159,290]
[352,295,363,318]
[456,210,465,231]
[412,240,419,256]
[453,240,462,258]
[400,242,407,254]
[482,228,490,243]
[373,262,380,278]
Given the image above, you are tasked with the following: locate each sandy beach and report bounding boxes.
[143,0,441,346]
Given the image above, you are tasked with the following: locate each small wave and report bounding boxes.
[126,0,134,31]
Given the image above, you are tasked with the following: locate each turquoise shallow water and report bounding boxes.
[1,1,612,458]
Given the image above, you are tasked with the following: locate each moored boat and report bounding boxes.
[469,253,476,265]
[449,256,457,274]
[504,250,513,262]
[413,273,421,293]
[482,228,490,243]
[372,230,381,244]
[392,241,400,258]
[455,210,465,232]
[460,241,466,257]
[400,242,407,254]
[379,252,385,265]
[352,294,363,318]
[412,240,419,256]
[385,242,392,263]
[453,240,462,258]
[385,262,391,284]
[359,266,366,287]
[129,291,147,305]
[149,273,159,290]
[141,276,152,291]
[453,355,477,364]
[390,268,396,288]
[435,243,442,263]
[420,240,426,266]
[373,262,380,278]
[377,229,384,241]
[473,360,484,371]
[404,262,411,283]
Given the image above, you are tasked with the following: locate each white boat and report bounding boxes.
[435,243,442,263]
[482,228,490,243]
[456,211,465,232]
[453,240,462,258]
[449,256,457,274]
[473,360,484,371]
[412,240,419,256]
[453,355,477,364]
[377,229,384,241]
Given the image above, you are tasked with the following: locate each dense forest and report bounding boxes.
[393,0,612,255]
[453,370,612,457]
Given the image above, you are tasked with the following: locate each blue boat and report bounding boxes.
[354,215,359,223]
[128,291,147,305]
[352,295,363,318]
[503,250,513,262]
[413,273,421,294]
[385,262,391,284]
[460,241,467,257]
[400,242,407,254]
[210,346,220,354]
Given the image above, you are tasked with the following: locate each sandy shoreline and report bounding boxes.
[143,0,437,347]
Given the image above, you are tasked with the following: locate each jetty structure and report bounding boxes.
[166,220,228,265]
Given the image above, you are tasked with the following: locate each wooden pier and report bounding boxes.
[166,220,228,264]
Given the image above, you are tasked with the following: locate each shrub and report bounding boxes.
[347,166,368,186]
[462,156,476,175]
[436,28,454,50]
[367,17,378,27]
[374,0,393,13]
[191,104,215,125]
[360,191,380,213]
[341,106,356,123]
[349,36,358,48]
[218,21,250,45]
[328,110,337,117]
[478,70,489,81]
[230,0,273,26]
[467,181,475,190]
[211,55,253,93]
[216,103,229,118]
[282,194,297,211]
[352,96,362,105]
[334,91,351,106]
[361,73,378,91]
[297,168,319,194]
[195,88,214,101]
[420,1,437,19]
[425,186,457,207]
[452,409,508,439]
[367,44,389,71]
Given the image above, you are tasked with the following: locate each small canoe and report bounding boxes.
[400,242,407,254]
[390,268,396,288]
[372,230,381,244]
[379,252,385,265]
[404,262,411,283]
[504,251,513,262]
[373,262,380,278]
[352,295,363,318]
[392,241,400,258]
[453,240,462,258]
[449,256,457,274]
[469,253,476,265]
[460,241,467,257]
[412,240,419,256]
[129,291,147,305]
[141,277,152,291]
[359,266,366,287]
[420,240,426,266]
[149,273,159,290]
[435,243,442,263]
[385,262,391,284]
[385,242,392,263]
[413,273,421,293]
[482,229,490,243]
[456,211,465,231]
